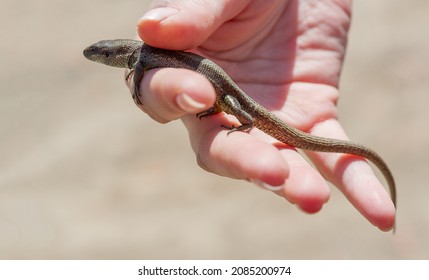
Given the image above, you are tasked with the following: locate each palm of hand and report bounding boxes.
[186,1,347,200]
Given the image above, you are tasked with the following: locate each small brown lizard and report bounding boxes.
[83,39,396,223]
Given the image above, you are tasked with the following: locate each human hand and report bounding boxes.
[127,0,395,231]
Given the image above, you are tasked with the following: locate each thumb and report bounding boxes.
[137,0,247,50]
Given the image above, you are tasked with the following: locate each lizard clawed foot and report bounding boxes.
[221,123,253,135]
[132,91,142,105]
[196,107,219,119]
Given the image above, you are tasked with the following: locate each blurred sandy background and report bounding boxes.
[0,0,427,259]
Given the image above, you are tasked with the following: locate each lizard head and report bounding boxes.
[83,39,142,68]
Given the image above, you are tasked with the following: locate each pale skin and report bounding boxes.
[126,0,395,231]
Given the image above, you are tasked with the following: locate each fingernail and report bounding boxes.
[251,179,285,192]
[140,7,179,22]
[176,93,206,113]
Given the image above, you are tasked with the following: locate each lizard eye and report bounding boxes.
[105,53,110,58]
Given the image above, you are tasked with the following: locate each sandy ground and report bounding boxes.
[0,0,428,259]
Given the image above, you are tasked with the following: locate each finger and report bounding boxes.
[183,114,290,187]
[126,67,215,123]
[185,113,330,213]
[137,0,249,49]
[306,119,396,231]
[275,148,331,214]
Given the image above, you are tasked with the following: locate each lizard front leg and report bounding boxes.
[132,62,144,105]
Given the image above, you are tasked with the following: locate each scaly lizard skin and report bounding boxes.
[83,39,396,221]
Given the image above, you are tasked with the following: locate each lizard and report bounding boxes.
[83,39,396,222]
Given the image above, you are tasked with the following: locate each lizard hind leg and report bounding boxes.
[220,95,254,133]
[196,94,255,134]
